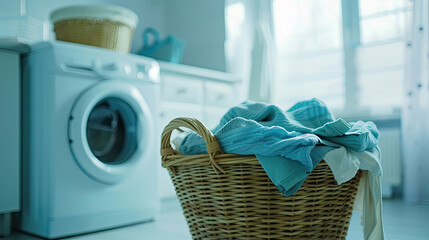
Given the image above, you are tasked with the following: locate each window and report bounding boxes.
[356,0,412,113]
[273,0,412,117]
[359,0,410,43]
[273,0,345,110]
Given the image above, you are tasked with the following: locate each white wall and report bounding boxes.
[0,0,22,17]
[163,0,226,71]
[0,0,227,71]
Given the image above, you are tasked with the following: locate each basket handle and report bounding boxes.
[161,117,225,174]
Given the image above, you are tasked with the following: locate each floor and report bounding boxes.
[5,198,429,240]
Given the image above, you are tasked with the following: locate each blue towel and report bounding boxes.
[179,99,379,196]
[285,99,379,150]
[181,117,320,170]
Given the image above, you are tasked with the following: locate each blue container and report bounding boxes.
[138,28,185,63]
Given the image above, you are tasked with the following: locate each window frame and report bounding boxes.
[272,0,410,118]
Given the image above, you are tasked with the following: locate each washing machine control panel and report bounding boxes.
[136,64,147,79]
[102,63,119,71]
[49,41,160,83]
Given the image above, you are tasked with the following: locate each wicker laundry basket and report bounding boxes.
[161,118,361,240]
[50,5,138,53]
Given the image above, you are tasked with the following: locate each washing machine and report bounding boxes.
[16,41,160,239]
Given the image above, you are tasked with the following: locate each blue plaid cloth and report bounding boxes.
[179,99,379,196]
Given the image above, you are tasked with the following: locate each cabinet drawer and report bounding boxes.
[157,103,204,199]
[204,82,236,107]
[159,103,204,129]
[161,74,203,104]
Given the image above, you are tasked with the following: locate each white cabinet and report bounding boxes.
[157,62,241,199]
[204,81,237,107]
[158,62,241,130]
[0,46,24,236]
[0,50,20,213]
[162,75,204,104]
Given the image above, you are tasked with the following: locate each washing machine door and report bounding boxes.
[69,80,153,184]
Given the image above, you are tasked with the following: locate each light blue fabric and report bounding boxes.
[284,99,379,150]
[258,146,333,195]
[179,99,379,196]
[181,117,320,172]
[325,121,379,151]
[212,99,352,138]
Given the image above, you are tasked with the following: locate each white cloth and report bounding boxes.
[170,129,191,153]
[324,147,385,240]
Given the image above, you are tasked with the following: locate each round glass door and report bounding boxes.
[68,81,153,184]
[86,98,137,164]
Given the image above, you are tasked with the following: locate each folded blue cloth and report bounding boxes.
[179,99,379,196]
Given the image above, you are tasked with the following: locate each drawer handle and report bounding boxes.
[176,88,187,95]
[216,94,225,101]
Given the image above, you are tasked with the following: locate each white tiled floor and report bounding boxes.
[5,198,429,239]
[347,199,429,240]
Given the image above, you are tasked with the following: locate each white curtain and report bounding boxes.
[402,0,429,204]
[248,0,275,103]
[225,0,276,102]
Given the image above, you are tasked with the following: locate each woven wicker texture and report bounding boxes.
[161,118,361,240]
[54,18,134,53]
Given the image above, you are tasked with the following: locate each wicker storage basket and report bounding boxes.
[50,5,138,53]
[161,118,361,240]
